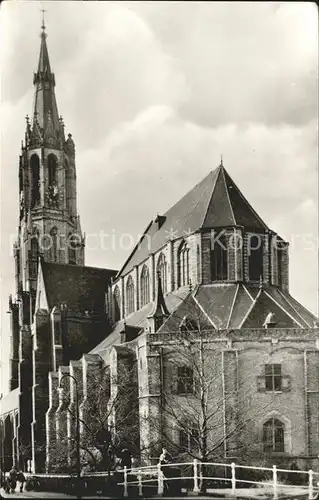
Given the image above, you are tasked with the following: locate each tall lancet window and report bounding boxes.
[30,154,40,208]
[126,276,135,316]
[65,158,70,207]
[177,240,190,287]
[140,265,150,307]
[48,154,57,186]
[68,234,77,265]
[50,227,58,262]
[157,252,167,294]
[113,285,121,321]
[29,237,39,279]
[211,232,228,281]
[248,234,264,281]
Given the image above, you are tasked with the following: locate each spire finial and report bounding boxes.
[220,154,223,167]
[41,8,46,32]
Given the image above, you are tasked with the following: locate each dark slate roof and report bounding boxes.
[33,30,60,134]
[91,287,190,354]
[0,388,19,417]
[118,165,268,277]
[158,284,317,332]
[41,262,117,313]
[92,282,317,354]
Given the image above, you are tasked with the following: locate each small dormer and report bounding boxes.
[155,214,166,230]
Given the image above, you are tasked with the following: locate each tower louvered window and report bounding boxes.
[126,276,135,316]
[140,265,150,307]
[50,227,58,262]
[48,154,57,186]
[177,241,190,287]
[30,154,40,208]
[29,237,39,279]
[157,252,167,293]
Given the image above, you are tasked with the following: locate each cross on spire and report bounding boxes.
[41,8,46,31]
[220,154,223,167]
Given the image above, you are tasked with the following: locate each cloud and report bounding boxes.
[0,1,318,392]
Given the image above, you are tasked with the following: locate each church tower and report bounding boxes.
[9,21,85,392]
[15,20,84,299]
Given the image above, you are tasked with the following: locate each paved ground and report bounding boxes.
[1,485,314,499]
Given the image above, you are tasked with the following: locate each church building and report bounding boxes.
[1,24,318,474]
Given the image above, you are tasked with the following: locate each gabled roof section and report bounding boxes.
[118,164,269,277]
[41,262,117,313]
[240,289,302,328]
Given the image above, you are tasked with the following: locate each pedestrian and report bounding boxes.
[4,474,11,494]
[9,465,17,493]
[159,447,172,469]
[120,448,132,469]
[17,470,26,492]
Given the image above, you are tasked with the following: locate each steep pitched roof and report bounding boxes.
[154,284,317,332]
[118,165,268,277]
[91,287,189,355]
[32,27,60,140]
[41,262,117,313]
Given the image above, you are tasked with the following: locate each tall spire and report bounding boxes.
[32,16,60,146]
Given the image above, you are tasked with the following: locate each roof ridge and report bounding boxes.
[221,166,236,225]
[116,220,153,279]
[42,261,117,273]
[200,166,223,228]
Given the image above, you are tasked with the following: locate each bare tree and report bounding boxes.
[147,299,273,489]
[51,357,140,474]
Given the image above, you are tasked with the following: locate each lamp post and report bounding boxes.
[0,419,4,487]
[59,374,81,492]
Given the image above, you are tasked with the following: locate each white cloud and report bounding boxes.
[0,1,318,393]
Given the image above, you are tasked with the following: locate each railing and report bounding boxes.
[118,460,319,499]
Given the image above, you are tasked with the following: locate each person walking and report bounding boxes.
[17,470,26,492]
[8,465,17,493]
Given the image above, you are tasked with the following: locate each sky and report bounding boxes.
[0,1,318,394]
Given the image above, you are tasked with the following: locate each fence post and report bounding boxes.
[308,470,313,500]
[231,462,236,496]
[157,462,163,496]
[193,459,200,494]
[272,465,278,500]
[124,466,128,497]
[138,469,143,497]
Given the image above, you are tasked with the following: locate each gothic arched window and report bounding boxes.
[68,234,77,265]
[48,154,57,186]
[50,227,58,262]
[140,265,150,307]
[263,418,284,453]
[248,234,264,281]
[126,276,135,316]
[30,154,40,208]
[29,237,39,279]
[65,158,72,213]
[113,285,121,322]
[211,232,228,281]
[177,241,190,288]
[157,252,167,294]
